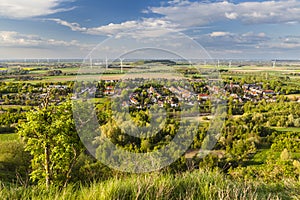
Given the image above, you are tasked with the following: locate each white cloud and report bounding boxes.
[49,0,300,39]
[48,18,87,32]
[49,18,179,37]
[203,31,300,58]
[209,32,231,37]
[0,31,81,47]
[225,12,238,20]
[270,43,300,49]
[201,31,270,49]
[148,0,300,27]
[88,18,179,37]
[0,0,74,19]
[0,30,94,58]
[266,36,300,49]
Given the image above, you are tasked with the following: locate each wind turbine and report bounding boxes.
[229,60,232,68]
[217,59,220,68]
[105,56,108,70]
[272,60,276,68]
[119,57,124,73]
[89,56,93,69]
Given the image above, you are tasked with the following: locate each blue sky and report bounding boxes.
[0,0,300,59]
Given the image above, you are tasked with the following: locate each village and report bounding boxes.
[1,77,297,109]
[74,78,285,109]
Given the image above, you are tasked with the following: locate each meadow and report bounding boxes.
[0,170,298,200]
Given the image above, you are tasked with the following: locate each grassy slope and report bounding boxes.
[0,170,299,200]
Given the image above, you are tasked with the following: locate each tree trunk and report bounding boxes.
[63,146,79,188]
[45,141,50,189]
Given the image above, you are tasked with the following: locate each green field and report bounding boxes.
[3,62,300,84]
[272,127,300,132]
[0,133,18,141]
[285,94,300,99]
[0,105,32,110]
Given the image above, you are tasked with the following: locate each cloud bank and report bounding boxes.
[0,0,74,19]
[0,31,80,47]
[149,0,300,27]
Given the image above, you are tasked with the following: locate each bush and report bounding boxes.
[0,141,31,184]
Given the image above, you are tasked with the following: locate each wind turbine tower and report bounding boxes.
[229,60,232,68]
[105,56,108,70]
[119,57,124,73]
[89,56,93,69]
[272,60,276,68]
[217,59,220,68]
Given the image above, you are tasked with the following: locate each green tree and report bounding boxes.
[18,99,84,188]
[280,148,291,161]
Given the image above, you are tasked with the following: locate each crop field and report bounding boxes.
[2,61,300,83]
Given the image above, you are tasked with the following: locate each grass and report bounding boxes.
[284,94,300,100]
[29,70,49,74]
[0,105,32,110]
[251,149,273,164]
[251,148,300,164]
[0,170,298,200]
[272,127,300,132]
[0,133,18,141]
[293,153,300,159]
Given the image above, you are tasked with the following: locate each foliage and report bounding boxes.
[0,140,31,184]
[18,100,84,187]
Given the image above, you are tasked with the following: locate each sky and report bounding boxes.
[0,0,300,59]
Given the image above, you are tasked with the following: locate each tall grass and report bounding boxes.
[0,170,298,200]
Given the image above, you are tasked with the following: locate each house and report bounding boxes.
[129,96,138,105]
[104,85,115,95]
[49,85,68,90]
[242,84,250,90]
[171,102,179,107]
[169,86,179,95]
[198,94,209,101]
[230,93,239,99]
[122,101,129,107]
[104,90,115,95]
[106,86,114,90]
[148,86,156,94]
[225,83,240,90]
[157,100,164,107]
[263,90,275,96]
